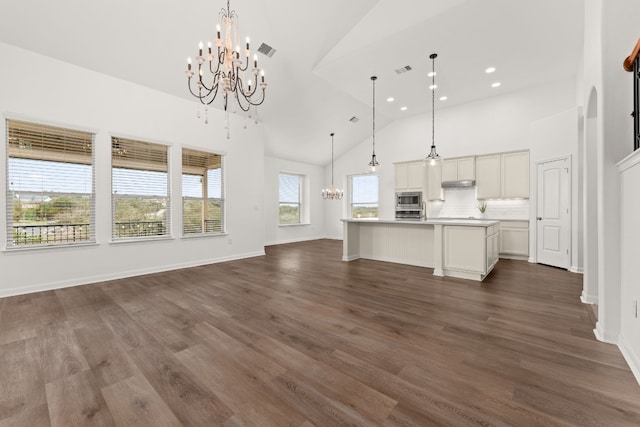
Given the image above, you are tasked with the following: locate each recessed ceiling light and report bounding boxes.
[387,97,394,102]
[485,67,496,73]
[439,96,448,101]
[429,84,438,90]
[427,71,436,77]
[400,106,408,111]
[491,82,501,88]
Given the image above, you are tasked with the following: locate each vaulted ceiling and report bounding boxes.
[0,0,584,165]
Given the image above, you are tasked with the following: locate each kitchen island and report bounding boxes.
[341,218,500,281]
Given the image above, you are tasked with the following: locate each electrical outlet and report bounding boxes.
[228,237,232,245]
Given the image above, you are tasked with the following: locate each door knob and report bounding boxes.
[537,217,542,221]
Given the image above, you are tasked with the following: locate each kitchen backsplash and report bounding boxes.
[429,187,529,220]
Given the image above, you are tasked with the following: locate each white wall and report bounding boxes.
[0,42,266,298]
[325,78,579,245]
[264,156,325,245]
[529,107,580,269]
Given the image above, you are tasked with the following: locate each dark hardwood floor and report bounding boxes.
[1,239,639,426]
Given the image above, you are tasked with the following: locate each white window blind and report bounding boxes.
[182,148,224,235]
[6,119,95,248]
[111,136,170,240]
[351,174,379,218]
[279,173,302,224]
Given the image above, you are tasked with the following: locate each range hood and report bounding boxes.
[441,179,476,188]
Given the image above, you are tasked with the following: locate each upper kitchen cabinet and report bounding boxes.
[476,150,529,199]
[442,156,476,183]
[501,151,529,198]
[395,160,425,191]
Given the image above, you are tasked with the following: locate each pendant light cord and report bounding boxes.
[431,54,435,148]
[372,76,377,155]
[331,133,335,186]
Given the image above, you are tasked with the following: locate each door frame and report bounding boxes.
[533,155,572,268]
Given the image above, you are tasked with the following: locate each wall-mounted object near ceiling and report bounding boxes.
[185,0,267,139]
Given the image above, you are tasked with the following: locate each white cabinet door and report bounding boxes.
[476,155,501,199]
[406,161,424,189]
[444,226,486,273]
[457,157,476,181]
[502,151,529,198]
[486,232,499,272]
[427,162,443,201]
[395,163,408,190]
[500,221,529,257]
[441,159,458,182]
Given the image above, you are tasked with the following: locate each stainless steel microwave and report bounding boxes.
[395,191,422,209]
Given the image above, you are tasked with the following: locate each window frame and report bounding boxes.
[181,147,225,237]
[5,118,96,250]
[349,173,379,219]
[278,172,305,225]
[110,135,171,242]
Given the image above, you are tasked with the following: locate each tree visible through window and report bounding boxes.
[182,148,224,235]
[279,173,302,224]
[351,174,378,218]
[111,137,170,239]
[6,119,95,247]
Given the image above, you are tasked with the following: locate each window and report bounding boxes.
[351,174,378,218]
[111,137,169,240]
[6,119,95,248]
[182,148,224,235]
[279,173,303,224]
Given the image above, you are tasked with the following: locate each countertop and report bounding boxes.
[341,218,499,227]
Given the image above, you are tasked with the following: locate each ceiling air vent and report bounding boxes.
[257,43,276,58]
[349,116,359,123]
[395,65,412,75]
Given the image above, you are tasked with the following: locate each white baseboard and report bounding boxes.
[264,236,325,246]
[0,250,266,299]
[619,334,640,386]
[528,257,536,263]
[593,321,618,344]
[580,291,598,305]
[499,254,528,261]
[323,235,343,240]
[569,265,584,274]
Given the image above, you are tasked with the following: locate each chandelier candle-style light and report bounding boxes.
[322,133,344,200]
[368,76,379,172]
[185,0,267,139]
[426,53,440,164]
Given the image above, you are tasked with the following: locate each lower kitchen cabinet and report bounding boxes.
[499,221,529,259]
[443,223,499,280]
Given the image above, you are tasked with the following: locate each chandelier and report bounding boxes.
[185,0,267,139]
[426,53,440,164]
[322,133,344,200]
[368,76,379,172]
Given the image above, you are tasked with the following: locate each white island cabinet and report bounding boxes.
[342,218,500,281]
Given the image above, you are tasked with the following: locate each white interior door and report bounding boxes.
[536,158,570,268]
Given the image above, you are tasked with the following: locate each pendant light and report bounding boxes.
[368,76,379,172]
[322,132,344,200]
[426,53,440,164]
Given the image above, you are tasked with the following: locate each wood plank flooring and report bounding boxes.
[1,239,639,426]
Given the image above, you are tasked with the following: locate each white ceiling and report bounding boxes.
[0,0,584,166]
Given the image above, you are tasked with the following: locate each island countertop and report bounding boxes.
[341,218,499,227]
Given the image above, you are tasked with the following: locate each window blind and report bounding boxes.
[182,148,224,235]
[111,136,170,239]
[279,173,302,224]
[6,119,95,248]
[351,174,378,219]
